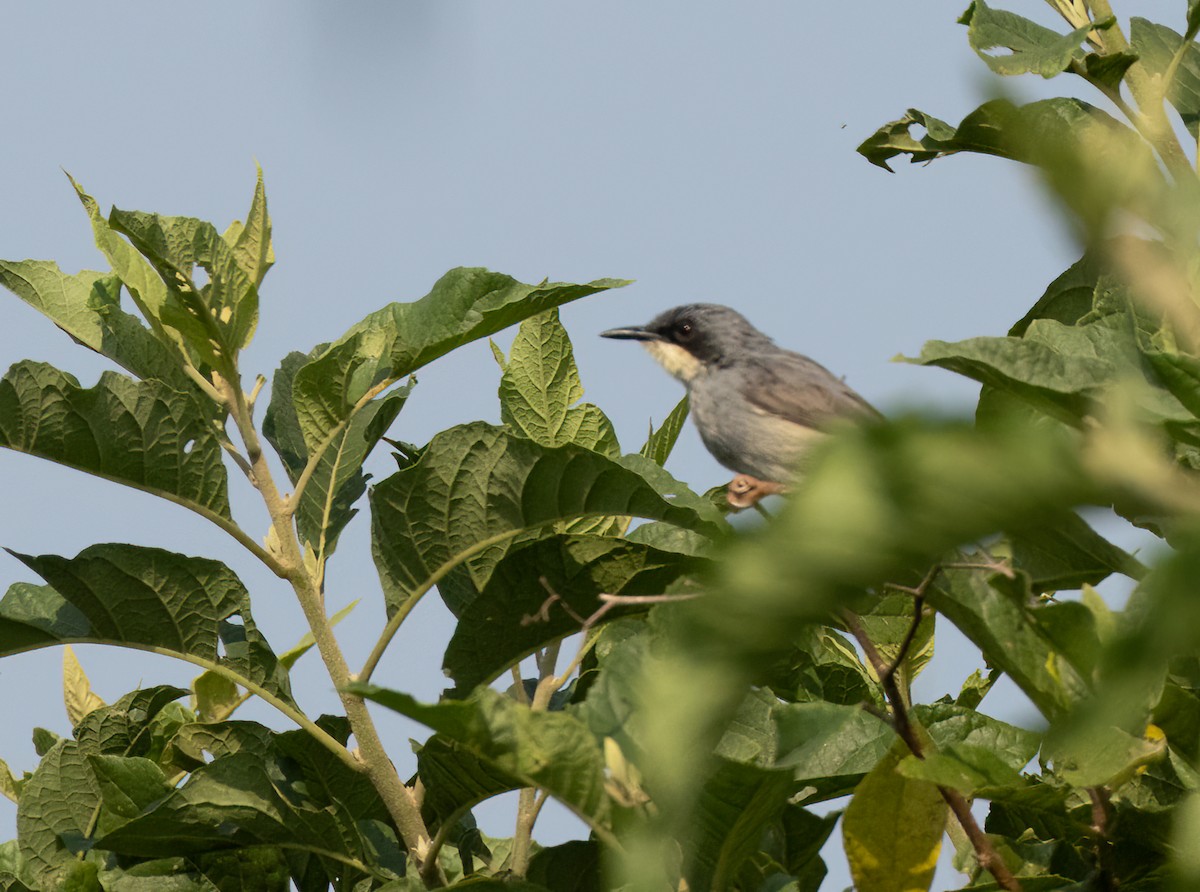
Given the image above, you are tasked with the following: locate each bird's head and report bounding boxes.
[600,303,772,382]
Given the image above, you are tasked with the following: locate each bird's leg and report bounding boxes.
[726,474,788,510]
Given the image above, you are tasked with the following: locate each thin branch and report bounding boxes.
[842,597,1021,892]
[1088,786,1117,891]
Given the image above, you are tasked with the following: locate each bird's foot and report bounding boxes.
[726,475,787,510]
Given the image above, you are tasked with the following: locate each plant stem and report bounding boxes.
[511,643,563,876]
[1084,0,1195,178]
[220,375,440,885]
[843,602,1021,892]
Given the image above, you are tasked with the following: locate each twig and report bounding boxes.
[522,588,702,634]
[842,589,1022,892]
[1088,787,1117,890]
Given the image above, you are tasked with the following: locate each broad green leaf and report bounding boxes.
[1043,723,1166,788]
[1079,50,1139,92]
[222,165,274,289]
[93,753,379,873]
[0,261,187,388]
[109,207,259,367]
[842,743,946,892]
[265,350,412,560]
[639,395,689,468]
[88,755,172,823]
[926,568,1079,717]
[896,744,1024,795]
[1008,249,1106,336]
[2,545,293,706]
[527,840,602,892]
[766,625,878,708]
[859,97,1142,172]
[16,686,185,887]
[911,703,1039,773]
[0,361,232,519]
[291,268,628,455]
[498,308,619,456]
[1131,18,1200,137]
[348,683,610,830]
[370,422,726,617]
[15,740,99,887]
[1009,510,1146,591]
[854,592,935,692]
[169,721,275,768]
[443,535,708,695]
[190,671,240,723]
[959,0,1106,78]
[415,734,525,828]
[773,702,893,799]
[70,177,187,363]
[686,759,792,891]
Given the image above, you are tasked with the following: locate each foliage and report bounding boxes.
[5,3,1200,890]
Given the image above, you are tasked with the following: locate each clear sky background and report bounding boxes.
[0,3,1176,888]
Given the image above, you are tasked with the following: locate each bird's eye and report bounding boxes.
[676,322,694,340]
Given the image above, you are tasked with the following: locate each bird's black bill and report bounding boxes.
[600,326,662,341]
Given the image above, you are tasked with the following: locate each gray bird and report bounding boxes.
[601,304,878,501]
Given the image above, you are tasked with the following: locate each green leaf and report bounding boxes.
[223,165,274,290]
[1131,18,1200,137]
[443,535,708,695]
[1008,249,1107,336]
[858,97,1141,172]
[1009,510,1146,591]
[370,422,725,617]
[639,395,689,467]
[498,308,619,456]
[290,268,628,456]
[0,261,188,388]
[766,625,878,708]
[16,740,99,887]
[527,840,602,892]
[0,361,232,519]
[92,753,377,868]
[265,350,412,560]
[959,0,1105,78]
[772,702,893,799]
[1043,723,1166,788]
[415,734,525,828]
[686,759,792,891]
[926,568,1079,717]
[108,207,259,368]
[1,545,293,706]
[843,742,946,892]
[896,744,1024,795]
[349,684,611,830]
[87,755,172,823]
[277,599,358,672]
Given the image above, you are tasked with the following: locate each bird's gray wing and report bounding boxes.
[738,352,880,429]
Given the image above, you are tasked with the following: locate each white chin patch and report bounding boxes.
[642,341,703,382]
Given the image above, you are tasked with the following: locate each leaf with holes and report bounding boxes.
[1,545,293,706]
[0,361,232,519]
[370,422,726,618]
[959,1,1109,78]
[108,207,260,369]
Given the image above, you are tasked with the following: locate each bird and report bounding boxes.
[600,304,879,508]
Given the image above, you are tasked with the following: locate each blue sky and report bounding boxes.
[0,2,1177,887]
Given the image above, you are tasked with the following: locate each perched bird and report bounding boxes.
[601,304,878,507]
